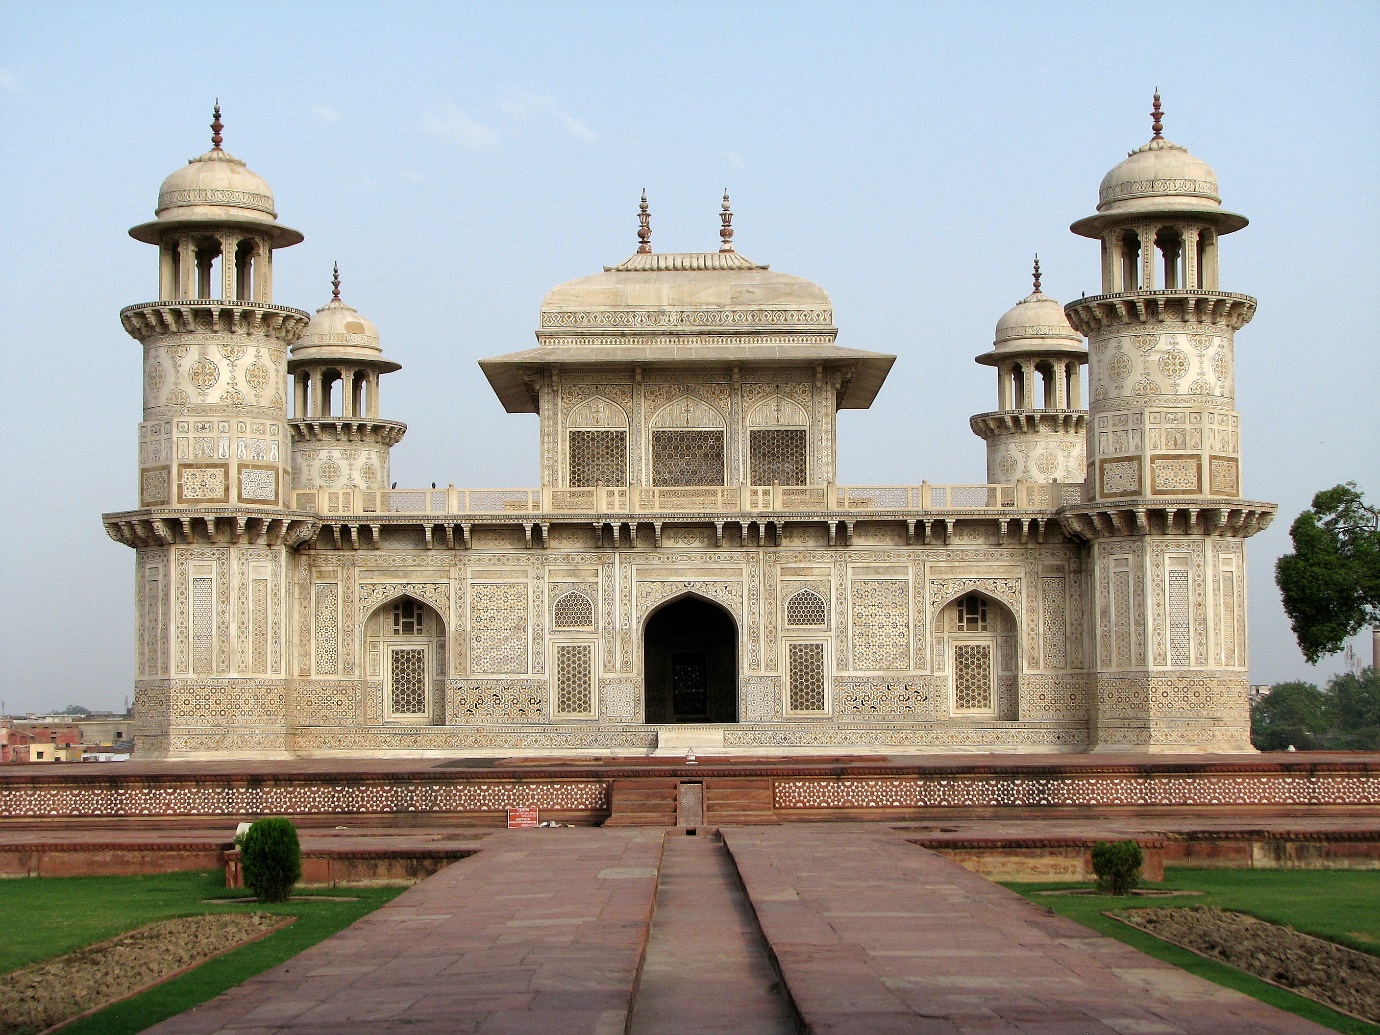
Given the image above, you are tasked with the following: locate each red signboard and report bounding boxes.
[507,807,540,829]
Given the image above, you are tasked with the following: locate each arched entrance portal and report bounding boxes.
[643,596,738,723]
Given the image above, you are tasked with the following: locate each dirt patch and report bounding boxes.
[0,913,287,1035]
[1116,906,1380,1023]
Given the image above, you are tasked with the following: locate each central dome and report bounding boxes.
[539,251,834,337]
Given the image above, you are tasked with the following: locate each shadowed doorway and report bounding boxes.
[643,596,738,723]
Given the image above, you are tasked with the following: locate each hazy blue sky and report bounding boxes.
[1,2,1376,714]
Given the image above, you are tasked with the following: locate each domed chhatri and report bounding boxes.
[287,265,406,495]
[129,104,303,247]
[1072,92,1246,239]
[970,257,1088,485]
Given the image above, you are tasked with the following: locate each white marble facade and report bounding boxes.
[106,101,1275,758]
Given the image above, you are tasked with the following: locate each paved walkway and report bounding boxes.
[148,827,663,1034]
[723,825,1331,1034]
[148,825,1335,1035]
[629,833,796,1034]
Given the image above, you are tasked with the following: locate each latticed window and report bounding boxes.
[785,589,827,626]
[953,643,993,711]
[392,599,428,636]
[553,590,595,629]
[389,646,428,715]
[554,643,594,716]
[569,430,627,487]
[956,594,988,632]
[787,642,827,712]
[652,429,724,486]
[749,428,808,485]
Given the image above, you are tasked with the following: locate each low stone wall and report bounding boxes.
[0,842,227,878]
[224,847,475,888]
[913,838,1167,883]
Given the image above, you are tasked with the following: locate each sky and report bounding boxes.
[0,2,1376,714]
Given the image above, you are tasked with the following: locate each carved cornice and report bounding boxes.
[102,508,318,549]
[1064,291,1255,335]
[298,511,1071,552]
[1055,500,1276,542]
[969,410,1086,440]
[539,308,835,330]
[120,301,311,344]
[288,419,407,447]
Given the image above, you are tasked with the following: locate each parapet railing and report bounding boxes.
[295,482,1086,517]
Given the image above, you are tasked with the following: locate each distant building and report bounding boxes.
[1249,684,1273,704]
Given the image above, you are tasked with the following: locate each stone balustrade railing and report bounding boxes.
[294,482,1087,517]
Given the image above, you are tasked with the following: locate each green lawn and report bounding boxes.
[0,871,406,1034]
[1004,868,1380,1035]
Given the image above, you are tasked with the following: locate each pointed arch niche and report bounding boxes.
[566,396,629,488]
[748,396,810,486]
[364,595,447,725]
[933,591,1019,720]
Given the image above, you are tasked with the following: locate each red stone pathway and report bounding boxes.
[723,825,1332,1034]
[146,827,663,1034]
[146,824,1336,1034]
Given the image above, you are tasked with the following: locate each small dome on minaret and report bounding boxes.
[977,258,1084,367]
[130,103,303,246]
[292,263,396,370]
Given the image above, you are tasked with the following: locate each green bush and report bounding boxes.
[240,818,302,903]
[1091,840,1143,896]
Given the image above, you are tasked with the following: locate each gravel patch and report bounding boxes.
[0,913,286,1035]
[1117,906,1380,1023]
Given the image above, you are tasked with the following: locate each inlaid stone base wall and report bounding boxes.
[4,760,1377,826]
[134,678,291,758]
[1091,672,1252,753]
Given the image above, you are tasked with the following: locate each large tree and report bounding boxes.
[1275,483,1380,664]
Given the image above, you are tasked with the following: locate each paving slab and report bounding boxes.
[722,825,1334,1035]
[145,827,662,1035]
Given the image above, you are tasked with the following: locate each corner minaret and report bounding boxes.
[1062,95,1275,753]
[287,265,406,503]
[105,106,314,759]
[970,258,1087,485]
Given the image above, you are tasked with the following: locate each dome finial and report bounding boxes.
[331,261,341,300]
[1151,90,1164,140]
[636,190,652,254]
[211,100,224,151]
[1032,254,1042,293]
[719,189,735,253]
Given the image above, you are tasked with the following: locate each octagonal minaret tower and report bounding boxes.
[287,265,405,506]
[121,105,309,512]
[1062,95,1275,753]
[970,258,1087,485]
[105,106,314,759]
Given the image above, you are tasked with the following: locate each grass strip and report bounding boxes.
[0,871,406,1035]
[1004,868,1380,1035]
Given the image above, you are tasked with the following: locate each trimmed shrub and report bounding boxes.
[1091,840,1143,896]
[240,817,302,903]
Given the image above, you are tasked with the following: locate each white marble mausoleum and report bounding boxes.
[105,99,1275,758]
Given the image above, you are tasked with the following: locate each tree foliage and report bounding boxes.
[1251,668,1380,751]
[1275,483,1380,664]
